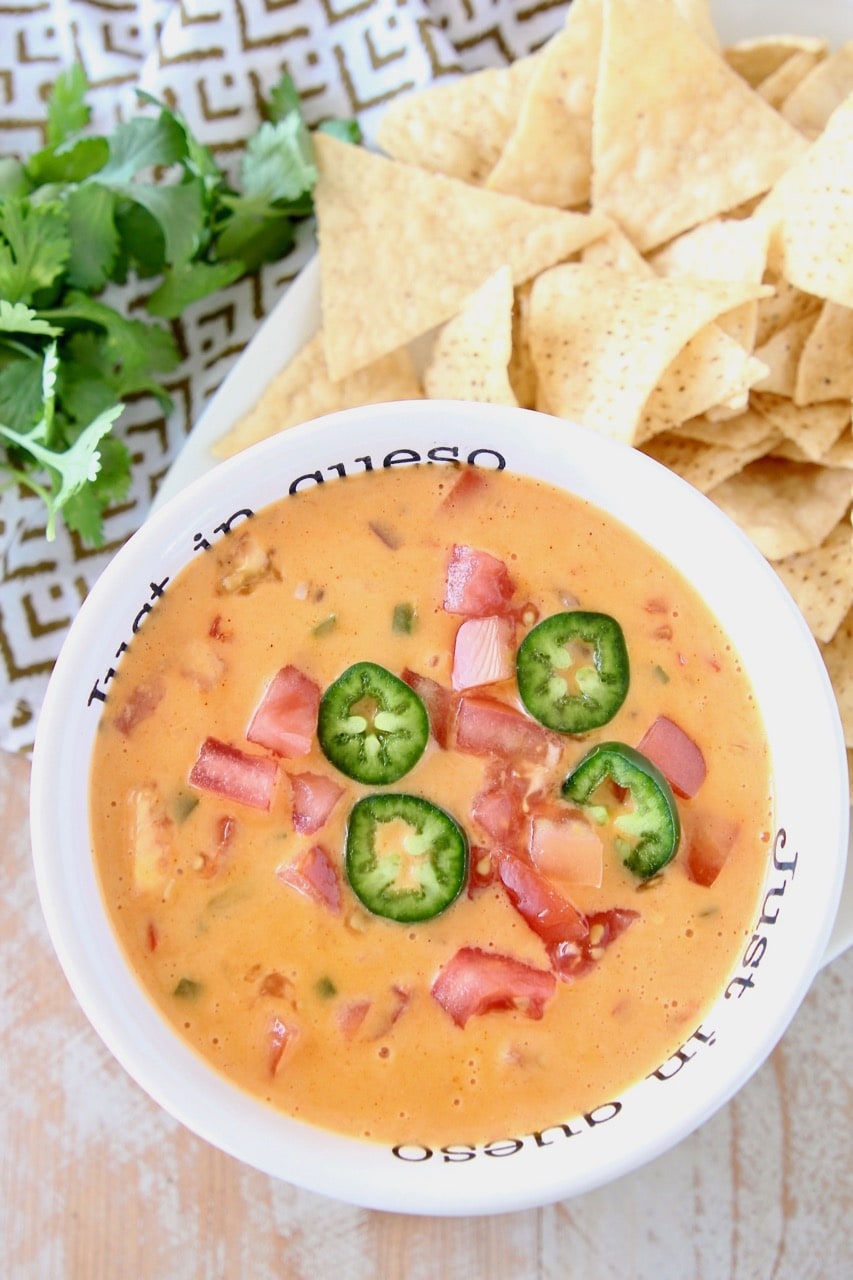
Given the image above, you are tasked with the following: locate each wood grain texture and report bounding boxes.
[3,748,851,1280]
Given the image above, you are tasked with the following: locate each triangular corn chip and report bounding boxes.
[485,0,603,208]
[708,457,852,559]
[782,41,853,138]
[725,35,827,89]
[423,267,518,406]
[212,333,422,460]
[528,264,769,441]
[752,313,818,397]
[374,57,536,184]
[794,301,853,405]
[751,394,851,463]
[773,518,853,643]
[313,133,607,380]
[642,429,781,494]
[760,93,853,307]
[820,605,853,749]
[592,0,806,251]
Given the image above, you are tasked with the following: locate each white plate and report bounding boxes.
[153,0,853,960]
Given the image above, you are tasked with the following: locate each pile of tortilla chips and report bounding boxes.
[214,0,852,795]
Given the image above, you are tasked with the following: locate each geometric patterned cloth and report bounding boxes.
[0,0,569,754]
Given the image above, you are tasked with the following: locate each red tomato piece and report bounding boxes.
[550,907,639,983]
[288,771,344,835]
[401,668,456,749]
[467,845,497,895]
[456,694,558,764]
[495,850,589,949]
[246,665,320,759]
[451,615,515,691]
[443,544,516,617]
[114,681,164,737]
[637,715,707,798]
[431,946,557,1027]
[471,763,530,852]
[529,814,604,888]
[189,737,278,811]
[441,467,488,512]
[337,999,372,1041]
[683,811,741,886]
[276,843,342,914]
[267,1015,299,1075]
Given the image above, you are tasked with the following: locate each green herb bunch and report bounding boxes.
[0,66,356,546]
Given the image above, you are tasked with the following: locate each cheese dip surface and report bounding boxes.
[90,462,773,1147]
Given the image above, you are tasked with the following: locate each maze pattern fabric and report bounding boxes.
[0,0,569,754]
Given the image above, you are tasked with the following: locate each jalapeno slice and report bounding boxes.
[516,611,629,734]
[561,741,680,879]
[345,793,469,923]
[318,662,429,785]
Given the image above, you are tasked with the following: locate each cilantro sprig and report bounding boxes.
[0,66,354,545]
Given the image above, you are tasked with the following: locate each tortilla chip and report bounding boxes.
[820,605,853,748]
[756,48,827,110]
[313,133,608,380]
[637,324,768,442]
[528,264,769,442]
[580,221,653,274]
[642,428,780,495]
[508,282,537,410]
[782,41,853,138]
[212,333,422,460]
[675,405,781,449]
[592,0,806,251]
[754,274,823,348]
[760,93,853,308]
[752,312,819,397]
[649,216,770,350]
[423,266,518,406]
[374,57,536,184]
[794,301,853,405]
[751,393,851,463]
[773,518,853,643]
[485,0,602,208]
[708,457,852,559]
[725,35,828,88]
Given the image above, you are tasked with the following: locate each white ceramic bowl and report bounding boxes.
[30,401,849,1215]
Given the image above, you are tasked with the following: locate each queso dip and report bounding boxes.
[90,462,773,1146]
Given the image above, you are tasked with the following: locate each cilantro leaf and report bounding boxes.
[45,64,91,147]
[95,113,188,185]
[110,176,206,266]
[266,73,302,123]
[317,118,363,145]
[0,199,71,303]
[146,258,245,319]
[240,117,317,205]
[65,183,119,290]
[0,299,61,337]
[0,357,44,432]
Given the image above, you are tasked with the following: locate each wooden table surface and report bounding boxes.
[3,745,850,1280]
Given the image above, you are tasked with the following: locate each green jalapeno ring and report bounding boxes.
[516,611,630,734]
[318,661,430,785]
[562,741,680,879]
[345,793,469,923]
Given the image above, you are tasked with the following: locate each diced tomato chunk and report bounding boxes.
[683,811,741,886]
[247,664,320,758]
[337,999,372,1041]
[443,544,516,617]
[467,845,497,895]
[452,615,515,691]
[495,850,589,949]
[189,737,278,811]
[471,763,530,853]
[456,694,558,764]
[288,771,343,834]
[431,946,556,1027]
[637,715,707,798]
[550,907,639,982]
[276,843,341,914]
[267,1015,299,1075]
[529,814,604,888]
[441,467,488,512]
[401,668,456,749]
[114,681,164,737]
[338,986,411,1041]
